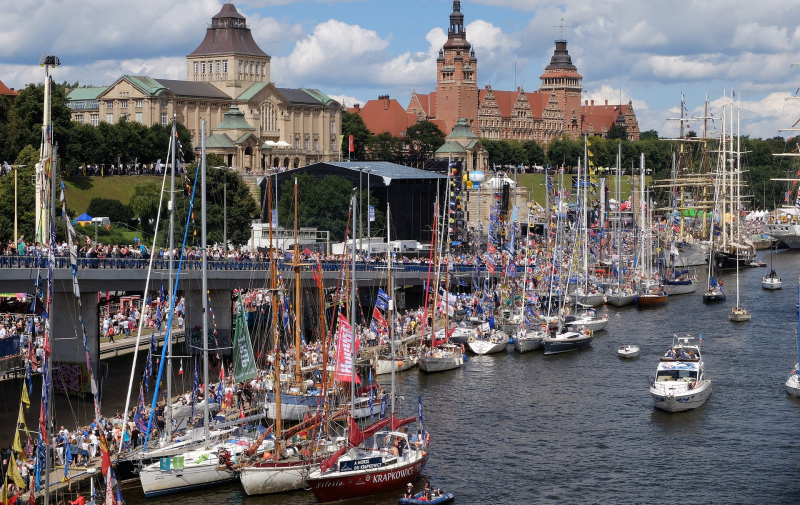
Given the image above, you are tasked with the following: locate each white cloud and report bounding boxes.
[328,94,364,108]
[732,23,790,52]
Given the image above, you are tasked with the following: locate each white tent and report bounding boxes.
[485,176,516,189]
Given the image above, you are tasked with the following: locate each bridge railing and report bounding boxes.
[0,255,487,274]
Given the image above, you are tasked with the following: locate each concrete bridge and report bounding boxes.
[0,256,491,389]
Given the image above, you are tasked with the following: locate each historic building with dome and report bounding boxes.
[67,3,342,172]
[354,0,639,147]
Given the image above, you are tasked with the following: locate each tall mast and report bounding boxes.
[166,118,176,441]
[201,120,210,445]
[293,178,303,388]
[349,190,358,418]
[387,204,395,415]
[268,177,283,442]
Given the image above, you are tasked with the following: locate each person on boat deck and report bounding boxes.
[396,430,408,456]
[404,483,415,499]
[679,349,690,359]
[390,440,400,457]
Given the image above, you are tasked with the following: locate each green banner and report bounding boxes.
[233,294,257,383]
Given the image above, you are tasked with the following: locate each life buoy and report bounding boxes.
[540,324,547,331]
[582,329,591,336]
[490,337,497,343]
[689,380,696,390]
[468,336,475,343]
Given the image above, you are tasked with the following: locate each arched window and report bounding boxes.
[260,101,278,132]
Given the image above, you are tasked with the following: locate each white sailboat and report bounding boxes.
[139,122,263,497]
[762,246,782,290]
[785,277,800,397]
[728,103,750,322]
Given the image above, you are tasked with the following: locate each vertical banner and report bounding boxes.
[349,135,354,153]
[334,314,360,383]
[369,205,375,222]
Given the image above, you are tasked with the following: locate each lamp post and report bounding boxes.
[36,54,60,245]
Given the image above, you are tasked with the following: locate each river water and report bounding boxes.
[5,249,800,504]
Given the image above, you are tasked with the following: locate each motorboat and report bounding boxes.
[542,327,593,355]
[418,343,464,373]
[570,308,608,332]
[467,330,509,355]
[649,336,711,412]
[618,344,640,358]
[400,489,455,505]
[513,327,544,353]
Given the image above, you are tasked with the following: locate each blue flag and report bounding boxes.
[380,393,388,420]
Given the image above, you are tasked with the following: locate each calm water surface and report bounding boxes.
[6,249,800,504]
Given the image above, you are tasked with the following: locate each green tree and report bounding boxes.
[640,130,659,141]
[606,123,628,140]
[277,173,384,240]
[341,111,372,160]
[406,121,445,159]
[129,181,162,237]
[5,82,73,165]
[522,140,545,167]
[369,132,402,161]
[86,197,133,224]
[546,136,582,170]
[0,146,38,243]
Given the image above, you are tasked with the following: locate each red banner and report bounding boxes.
[349,135,354,153]
[334,314,360,383]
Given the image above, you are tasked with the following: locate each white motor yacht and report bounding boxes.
[649,336,711,412]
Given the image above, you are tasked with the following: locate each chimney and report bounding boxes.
[584,99,588,106]
[591,100,594,107]
[379,95,390,110]
[604,100,608,106]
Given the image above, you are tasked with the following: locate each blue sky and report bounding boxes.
[3,0,800,139]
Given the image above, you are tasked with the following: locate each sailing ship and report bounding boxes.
[305,192,429,502]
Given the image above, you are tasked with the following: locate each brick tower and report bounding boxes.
[539,38,582,139]
[435,0,479,134]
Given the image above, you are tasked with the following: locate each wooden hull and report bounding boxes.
[636,294,667,307]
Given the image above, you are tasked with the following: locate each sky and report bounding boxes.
[3,0,800,140]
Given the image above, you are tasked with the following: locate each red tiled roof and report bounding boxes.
[526,91,544,117]
[581,103,630,133]
[352,97,414,137]
[0,79,19,97]
[409,92,436,117]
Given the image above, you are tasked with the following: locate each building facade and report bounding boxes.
[407,1,639,145]
[67,3,342,172]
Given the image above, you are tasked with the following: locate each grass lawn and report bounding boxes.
[64,175,164,213]
[514,173,652,205]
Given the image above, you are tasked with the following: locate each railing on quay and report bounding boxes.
[0,255,487,274]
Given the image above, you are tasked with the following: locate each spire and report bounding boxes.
[444,0,470,51]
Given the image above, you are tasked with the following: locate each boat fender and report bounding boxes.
[262,451,271,460]
[468,336,474,343]
[397,361,404,368]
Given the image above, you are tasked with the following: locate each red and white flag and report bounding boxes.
[334,314,360,383]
